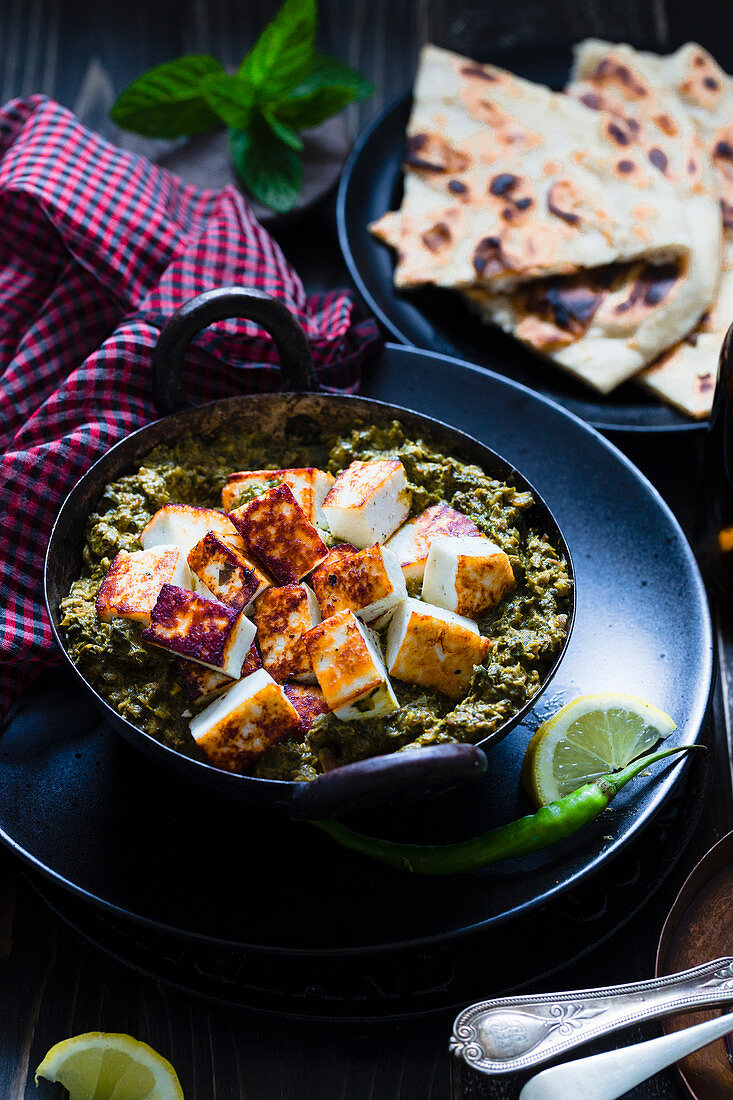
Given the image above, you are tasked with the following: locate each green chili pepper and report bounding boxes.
[312,745,699,875]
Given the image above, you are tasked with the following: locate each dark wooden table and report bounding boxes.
[1,3,733,1098]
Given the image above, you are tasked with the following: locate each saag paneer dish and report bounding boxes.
[61,422,571,781]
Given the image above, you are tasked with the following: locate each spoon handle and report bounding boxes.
[450,957,733,1075]
[518,1011,733,1100]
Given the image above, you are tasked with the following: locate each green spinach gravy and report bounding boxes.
[61,421,572,781]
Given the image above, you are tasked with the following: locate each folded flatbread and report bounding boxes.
[567,40,726,413]
[375,44,697,294]
[371,44,722,397]
[585,42,733,415]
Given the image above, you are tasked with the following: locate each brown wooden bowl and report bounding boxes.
[656,830,733,1098]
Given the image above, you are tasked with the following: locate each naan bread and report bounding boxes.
[372,43,722,395]
[372,44,696,294]
[562,40,723,406]
[461,260,702,394]
[639,247,733,417]
[575,40,733,418]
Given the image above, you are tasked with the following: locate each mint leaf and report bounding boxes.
[274,84,357,130]
[110,55,225,138]
[239,0,316,98]
[297,52,374,101]
[230,123,303,213]
[202,73,256,130]
[262,108,303,151]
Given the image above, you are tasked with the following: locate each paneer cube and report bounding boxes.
[253,583,321,682]
[312,543,407,624]
[189,668,301,771]
[222,467,335,527]
[187,532,264,611]
[283,683,330,731]
[304,610,399,721]
[141,584,256,677]
[95,545,189,625]
[385,504,481,581]
[140,504,237,555]
[422,535,515,618]
[321,460,411,547]
[228,484,327,584]
[178,641,261,704]
[385,597,490,698]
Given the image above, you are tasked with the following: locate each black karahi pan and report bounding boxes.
[44,286,575,818]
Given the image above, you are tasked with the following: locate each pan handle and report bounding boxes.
[289,743,488,819]
[151,286,317,415]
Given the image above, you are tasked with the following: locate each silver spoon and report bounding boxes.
[450,958,733,1075]
[519,1010,733,1099]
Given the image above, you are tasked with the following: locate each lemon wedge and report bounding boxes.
[521,692,677,807]
[35,1033,184,1100]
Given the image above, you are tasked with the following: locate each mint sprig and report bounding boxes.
[110,56,226,139]
[110,0,373,213]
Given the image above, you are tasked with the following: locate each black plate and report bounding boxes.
[25,730,712,1021]
[337,41,715,434]
[0,345,713,954]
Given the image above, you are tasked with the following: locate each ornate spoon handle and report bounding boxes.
[450,957,733,1075]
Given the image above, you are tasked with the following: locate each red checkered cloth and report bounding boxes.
[0,95,381,720]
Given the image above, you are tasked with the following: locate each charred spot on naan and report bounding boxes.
[677,49,725,109]
[546,178,588,226]
[613,262,683,319]
[615,158,637,176]
[447,179,471,201]
[421,221,453,253]
[654,113,679,138]
[590,56,651,100]
[604,115,639,148]
[518,269,614,345]
[579,91,602,110]
[472,236,508,278]
[647,146,669,174]
[456,68,542,147]
[713,135,733,164]
[710,128,733,224]
[459,63,499,82]
[404,131,470,174]
[488,173,535,224]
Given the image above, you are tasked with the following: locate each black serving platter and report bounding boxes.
[337,41,726,434]
[25,729,712,1021]
[0,344,713,955]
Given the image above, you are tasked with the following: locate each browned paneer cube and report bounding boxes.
[311,543,407,624]
[221,467,335,525]
[140,503,237,554]
[422,535,515,618]
[141,584,256,677]
[304,610,398,720]
[282,683,330,731]
[95,546,189,625]
[177,641,262,704]
[187,532,264,610]
[385,598,490,698]
[321,459,411,547]
[385,504,481,581]
[189,669,302,772]
[253,583,321,682]
[228,484,327,584]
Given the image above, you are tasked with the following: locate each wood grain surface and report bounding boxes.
[1,3,732,1098]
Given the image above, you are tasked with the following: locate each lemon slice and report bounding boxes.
[35,1033,184,1100]
[521,693,677,807]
